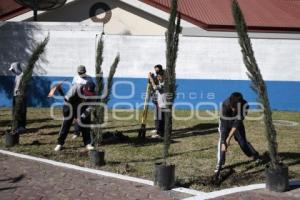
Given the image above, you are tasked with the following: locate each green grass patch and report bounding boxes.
[0,108,299,192]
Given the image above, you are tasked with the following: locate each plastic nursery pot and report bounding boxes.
[90,150,105,166]
[154,162,175,190]
[265,163,289,192]
[5,131,19,147]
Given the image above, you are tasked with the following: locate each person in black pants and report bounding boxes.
[148,64,164,135]
[71,65,94,139]
[149,71,166,138]
[216,92,260,172]
[54,81,95,151]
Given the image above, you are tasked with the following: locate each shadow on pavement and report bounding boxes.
[0,174,25,183]
[0,186,19,191]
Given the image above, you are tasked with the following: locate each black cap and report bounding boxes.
[154,64,163,71]
[77,65,86,74]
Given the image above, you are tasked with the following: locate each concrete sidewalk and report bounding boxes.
[209,188,300,200]
[0,154,191,200]
[0,152,299,200]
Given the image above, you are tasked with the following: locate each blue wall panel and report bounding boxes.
[0,76,299,111]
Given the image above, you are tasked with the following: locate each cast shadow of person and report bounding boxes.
[172,123,219,139]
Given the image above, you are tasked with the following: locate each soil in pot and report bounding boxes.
[154,162,175,190]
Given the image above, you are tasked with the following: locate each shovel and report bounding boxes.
[138,83,151,139]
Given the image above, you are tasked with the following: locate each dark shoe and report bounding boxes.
[16,127,26,134]
[253,154,263,164]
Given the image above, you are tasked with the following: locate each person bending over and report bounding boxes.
[216,92,261,172]
[54,81,96,151]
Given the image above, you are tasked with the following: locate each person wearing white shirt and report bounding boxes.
[148,71,166,139]
[72,65,93,86]
[71,65,94,139]
[9,62,27,132]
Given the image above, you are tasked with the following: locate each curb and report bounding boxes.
[0,149,299,200]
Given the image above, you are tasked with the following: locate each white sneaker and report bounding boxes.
[214,165,222,173]
[151,134,161,139]
[150,130,157,134]
[72,134,78,139]
[54,145,63,151]
[86,144,95,150]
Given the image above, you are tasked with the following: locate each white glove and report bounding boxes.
[81,113,87,120]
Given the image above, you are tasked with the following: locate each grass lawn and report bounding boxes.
[0,108,299,192]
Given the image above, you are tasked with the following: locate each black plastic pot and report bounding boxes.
[5,131,19,147]
[154,162,175,190]
[90,150,105,166]
[265,164,289,192]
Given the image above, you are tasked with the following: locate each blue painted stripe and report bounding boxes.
[0,76,299,111]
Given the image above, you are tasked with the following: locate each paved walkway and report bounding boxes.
[0,154,190,200]
[210,188,300,200]
[0,152,299,200]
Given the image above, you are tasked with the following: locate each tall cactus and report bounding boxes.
[93,34,120,148]
[102,54,120,105]
[95,33,104,97]
[231,0,279,169]
[163,0,181,165]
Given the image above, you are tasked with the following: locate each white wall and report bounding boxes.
[100,35,300,81]
[1,22,300,82]
[0,22,100,77]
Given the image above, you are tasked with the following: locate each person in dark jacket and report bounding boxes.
[54,81,96,151]
[71,65,94,139]
[215,92,260,172]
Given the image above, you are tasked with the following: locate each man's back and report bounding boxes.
[72,74,93,85]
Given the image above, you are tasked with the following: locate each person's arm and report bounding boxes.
[64,85,77,102]
[156,82,164,91]
[80,96,97,120]
[220,101,234,150]
[225,127,237,149]
[14,74,23,96]
[148,72,157,89]
[71,75,77,85]
[56,83,65,97]
[226,101,248,148]
[57,88,65,97]
[80,106,95,120]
